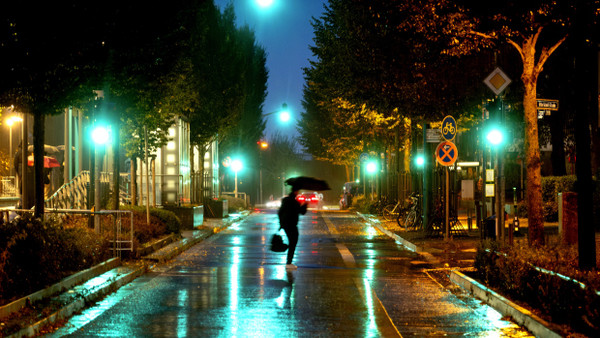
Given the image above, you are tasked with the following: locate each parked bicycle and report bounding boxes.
[382,199,404,222]
[399,194,422,231]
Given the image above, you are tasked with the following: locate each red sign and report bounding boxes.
[435,141,458,166]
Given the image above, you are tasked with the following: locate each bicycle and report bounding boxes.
[399,194,422,231]
[442,122,455,135]
[382,199,403,222]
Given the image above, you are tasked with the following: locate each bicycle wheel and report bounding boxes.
[396,208,408,228]
[382,205,395,221]
[405,210,416,230]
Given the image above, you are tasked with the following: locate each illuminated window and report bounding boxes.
[167,154,175,163]
[167,167,176,175]
[167,141,175,150]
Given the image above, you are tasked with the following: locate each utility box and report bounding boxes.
[558,192,578,245]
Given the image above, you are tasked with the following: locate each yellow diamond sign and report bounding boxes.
[484,67,511,95]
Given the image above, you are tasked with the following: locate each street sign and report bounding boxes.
[441,115,457,141]
[484,67,512,95]
[538,110,552,119]
[359,153,369,162]
[426,128,442,143]
[435,141,458,166]
[536,99,559,111]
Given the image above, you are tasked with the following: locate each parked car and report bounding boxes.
[296,192,323,209]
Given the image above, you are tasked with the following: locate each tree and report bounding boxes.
[460,0,573,246]
[0,2,105,216]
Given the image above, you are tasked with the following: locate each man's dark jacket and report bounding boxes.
[278,193,307,229]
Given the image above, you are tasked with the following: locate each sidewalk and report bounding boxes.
[1,212,248,337]
[368,212,600,338]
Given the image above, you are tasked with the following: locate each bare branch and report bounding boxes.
[536,34,568,75]
[506,38,525,63]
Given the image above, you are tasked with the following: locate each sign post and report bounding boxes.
[436,140,458,239]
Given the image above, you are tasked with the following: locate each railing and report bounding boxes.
[44,171,131,210]
[1,208,133,257]
[0,176,17,197]
[45,171,90,210]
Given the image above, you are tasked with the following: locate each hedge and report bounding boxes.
[0,215,111,304]
[475,240,600,336]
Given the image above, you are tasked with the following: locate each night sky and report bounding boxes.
[213,0,328,142]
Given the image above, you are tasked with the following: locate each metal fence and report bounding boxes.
[1,208,134,257]
[0,176,17,197]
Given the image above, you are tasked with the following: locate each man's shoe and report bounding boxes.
[286,264,297,270]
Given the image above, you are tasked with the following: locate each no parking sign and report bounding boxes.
[435,141,458,166]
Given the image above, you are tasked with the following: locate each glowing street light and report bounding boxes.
[415,154,425,167]
[366,161,377,173]
[91,124,111,233]
[256,0,274,8]
[264,103,292,124]
[486,128,504,146]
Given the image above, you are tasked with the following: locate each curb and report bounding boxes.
[0,257,121,320]
[357,212,439,264]
[449,270,561,338]
[7,210,250,336]
[8,264,147,338]
[143,211,250,263]
[360,211,560,337]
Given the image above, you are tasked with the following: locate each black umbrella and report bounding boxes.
[285,176,331,191]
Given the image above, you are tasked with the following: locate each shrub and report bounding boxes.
[475,240,600,336]
[121,205,182,236]
[0,215,110,304]
[222,196,246,213]
[352,194,376,214]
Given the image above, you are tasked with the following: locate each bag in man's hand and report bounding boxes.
[270,233,288,252]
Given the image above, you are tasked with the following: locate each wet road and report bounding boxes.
[51,209,530,337]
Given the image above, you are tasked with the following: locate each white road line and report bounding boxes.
[322,213,402,337]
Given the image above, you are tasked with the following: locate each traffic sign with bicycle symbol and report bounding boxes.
[441,115,457,141]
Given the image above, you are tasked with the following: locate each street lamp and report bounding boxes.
[5,115,23,176]
[366,160,377,200]
[91,124,111,233]
[258,140,269,205]
[263,103,292,124]
[256,0,274,8]
[485,125,506,240]
[231,159,243,199]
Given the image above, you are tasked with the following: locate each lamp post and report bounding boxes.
[258,140,269,204]
[366,160,377,200]
[486,125,505,241]
[92,125,110,233]
[6,115,23,177]
[231,159,243,199]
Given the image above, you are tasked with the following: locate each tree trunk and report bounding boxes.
[522,56,545,246]
[33,113,45,218]
[574,0,597,270]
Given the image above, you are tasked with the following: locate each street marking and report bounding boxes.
[322,213,356,268]
[322,213,401,336]
[353,278,402,337]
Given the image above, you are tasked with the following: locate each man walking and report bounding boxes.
[278,185,307,270]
